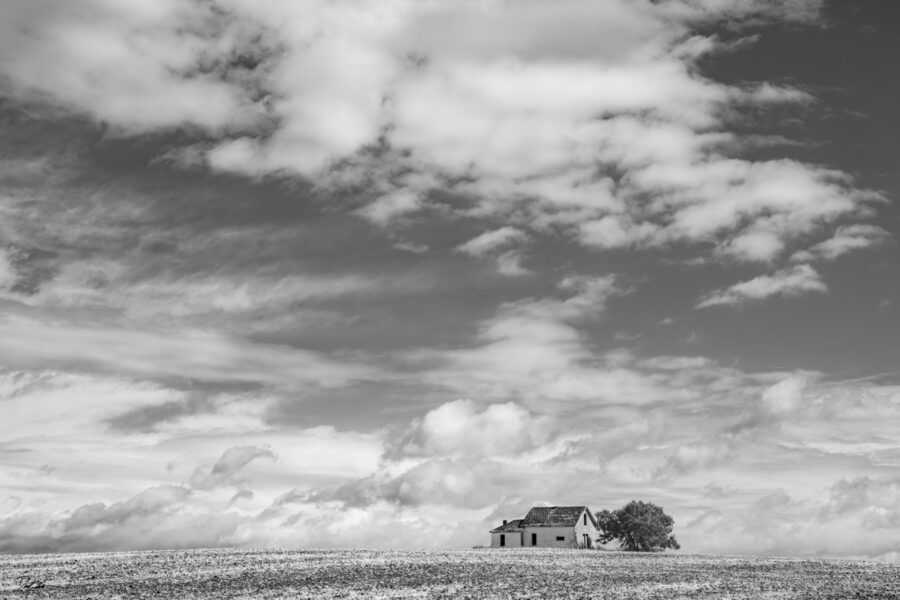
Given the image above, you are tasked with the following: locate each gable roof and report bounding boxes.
[520,506,599,528]
[490,519,523,533]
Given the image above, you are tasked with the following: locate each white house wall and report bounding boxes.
[491,531,522,547]
[522,526,576,548]
[573,509,600,548]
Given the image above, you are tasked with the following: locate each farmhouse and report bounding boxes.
[489,506,600,548]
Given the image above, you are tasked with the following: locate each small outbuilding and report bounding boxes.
[490,505,600,548]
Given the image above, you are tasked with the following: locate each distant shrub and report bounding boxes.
[596,500,680,552]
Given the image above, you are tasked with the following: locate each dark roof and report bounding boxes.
[520,506,599,528]
[490,519,523,533]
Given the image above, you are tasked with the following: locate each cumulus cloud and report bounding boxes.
[0,485,208,553]
[319,458,525,510]
[307,400,592,513]
[759,373,811,417]
[63,485,191,532]
[579,215,660,250]
[696,264,827,308]
[0,485,239,553]
[717,229,786,263]
[0,0,274,135]
[386,400,552,461]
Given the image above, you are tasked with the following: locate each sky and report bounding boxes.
[1,0,899,561]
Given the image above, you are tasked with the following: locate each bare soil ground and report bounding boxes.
[1,548,898,599]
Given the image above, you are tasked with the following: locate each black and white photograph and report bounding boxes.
[1,0,899,597]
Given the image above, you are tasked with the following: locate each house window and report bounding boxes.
[556,536,565,541]
[531,533,537,546]
[500,534,505,547]
[583,514,587,526]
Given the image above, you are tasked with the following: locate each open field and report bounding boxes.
[1,548,898,599]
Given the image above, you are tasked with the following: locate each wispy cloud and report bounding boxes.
[696,264,828,308]
[791,224,892,262]
[455,227,527,258]
[0,319,387,388]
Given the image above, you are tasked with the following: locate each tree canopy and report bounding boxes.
[596,500,680,551]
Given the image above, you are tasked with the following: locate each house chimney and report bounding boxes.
[503,519,508,526]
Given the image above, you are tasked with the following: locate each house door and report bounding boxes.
[531,533,537,546]
[500,534,505,547]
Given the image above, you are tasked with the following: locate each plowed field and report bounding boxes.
[1,548,898,599]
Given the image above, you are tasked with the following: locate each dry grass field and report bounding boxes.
[1,548,898,599]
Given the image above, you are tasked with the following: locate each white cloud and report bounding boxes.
[393,241,430,254]
[401,277,693,407]
[718,229,785,263]
[579,215,659,249]
[0,370,183,441]
[9,264,381,316]
[0,484,236,553]
[0,318,385,389]
[0,0,270,135]
[760,373,811,416]
[354,190,423,226]
[791,224,892,262]
[190,446,276,490]
[645,160,869,250]
[0,0,876,275]
[495,251,530,277]
[455,227,527,257]
[202,0,406,174]
[663,0,823,23]
[388,57,723,180]
[386,399,552,461]
[737,82,814,105]
[0,247,16,290]
[696,264,827,308]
